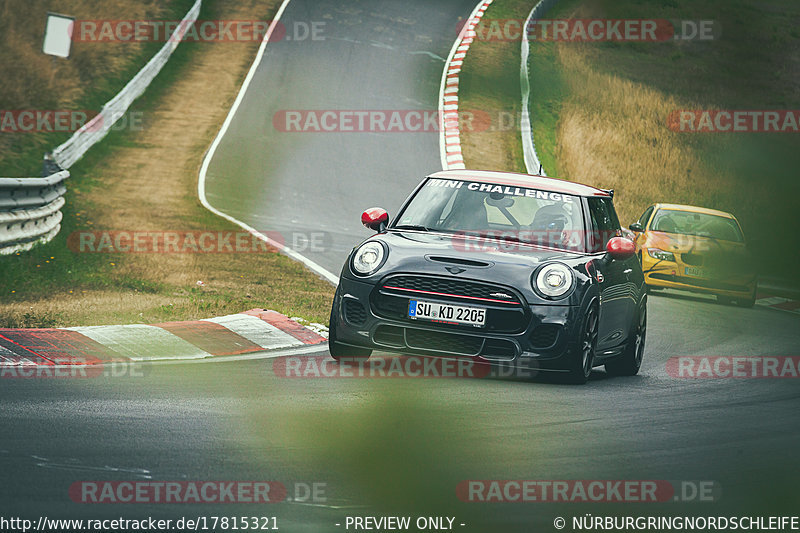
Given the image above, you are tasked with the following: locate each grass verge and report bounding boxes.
[0,0,335,328]
[0,0,195,176]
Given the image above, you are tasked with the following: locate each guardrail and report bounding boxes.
[0,0,202,255]
[0,171,69,254]
[520,0,560,176]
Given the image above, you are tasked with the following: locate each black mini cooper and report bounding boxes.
[328,170,646,384]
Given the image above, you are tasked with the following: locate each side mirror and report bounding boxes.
[629,222,644,232]
[361,207,389,232]
[606,237,636,260]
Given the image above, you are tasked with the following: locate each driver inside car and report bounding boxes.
[529,203,571,247]
[443,190,489,231]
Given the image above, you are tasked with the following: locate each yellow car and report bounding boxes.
[629,203,757,307]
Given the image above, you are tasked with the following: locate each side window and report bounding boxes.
[605,198,621,230]
[587,197,621,252]
[638,206,654,229]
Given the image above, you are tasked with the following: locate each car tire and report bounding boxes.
[559,304,598,385]
[737,295,756,308]
[328,290,372,361]
[605,297,647,377]
[736,286,757,308]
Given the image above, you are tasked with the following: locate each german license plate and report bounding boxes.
[408,299,486,327]
[684,266,708,278]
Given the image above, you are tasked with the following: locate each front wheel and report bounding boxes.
[328,293,372,361]
[605,298,646,376]
[560,304,598,385]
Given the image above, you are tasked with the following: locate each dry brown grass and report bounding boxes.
[553,45,771,225]
[0,0,163,108]
[459,0,793,244]
[458,7,757,226]
[0,0,183,175]
[0,0,335,327]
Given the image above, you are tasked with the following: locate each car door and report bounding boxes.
[587,197,638,353]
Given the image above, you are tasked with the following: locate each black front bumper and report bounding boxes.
[333,275,583,371]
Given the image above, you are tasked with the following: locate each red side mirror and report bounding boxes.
[606,236,636,260]
[361,207,389,232]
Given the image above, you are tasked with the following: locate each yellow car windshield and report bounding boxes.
[651,210,743,242]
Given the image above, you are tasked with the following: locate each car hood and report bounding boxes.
[386,229,583,264]
[642,231,755,276]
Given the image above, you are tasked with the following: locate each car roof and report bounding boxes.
[427,169,611,198]
[654,203,737,219]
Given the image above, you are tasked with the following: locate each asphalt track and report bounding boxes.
[202,0,476,276]
[1,294,799,530]
[2,0,799,531]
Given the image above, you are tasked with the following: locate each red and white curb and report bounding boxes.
[0,309,326,367]
[439,0,494,171]
[755,294,800,315]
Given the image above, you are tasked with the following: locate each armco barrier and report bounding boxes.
[0,172,69,254]
[520,0,560,175]
[0,0,202,255]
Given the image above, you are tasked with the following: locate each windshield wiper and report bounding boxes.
[393,224,431,232]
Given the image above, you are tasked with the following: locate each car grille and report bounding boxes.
[372,325,518,361]
[372,275,528,334]
[380,275,522,305]
[374,325,405,347]
[681,253,703,266]
[406,328,483,355]
[343,299,368,326]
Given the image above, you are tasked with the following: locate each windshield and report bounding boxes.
[650,209,744,242]
[392,178,586,252]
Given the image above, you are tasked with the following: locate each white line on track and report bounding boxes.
[520,0,550,175]
[196,0,339,286]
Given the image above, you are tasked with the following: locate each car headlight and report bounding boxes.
[351,241,387,276]
[648,248,675,262]
[533,262,574,299]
